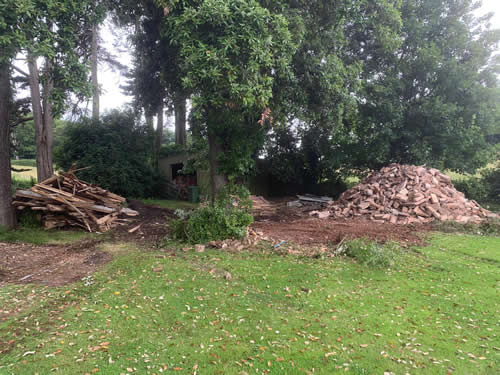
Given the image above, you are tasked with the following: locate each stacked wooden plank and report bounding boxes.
[320,164,497,224]
[13,171,138,232]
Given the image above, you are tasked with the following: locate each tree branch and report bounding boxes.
[10,116,34,128]
[12,65,30,78]
[11,167,32,173]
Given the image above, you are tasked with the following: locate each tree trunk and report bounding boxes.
[91,23,99,120]
[0,59,15,229]
[208,127,217,206]
[145,112,154,132]
[28,54,54,182]
[154,106,163,170]
[174,95,187,146]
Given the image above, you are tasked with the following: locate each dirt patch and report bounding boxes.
[0,201,173,287]
[0,240,112,287]
[109,200,175,243]
[253,217,428,246]
[252,200,429,246]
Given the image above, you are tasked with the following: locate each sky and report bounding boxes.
[97,1,500,113]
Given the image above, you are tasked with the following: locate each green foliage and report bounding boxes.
[11,159,36,168]
[159,143,185,158]
[0,213,92,245]
[10,175,35,195]
[11,121,36,159]
[452,176,489,203]
[452,163,500,204]
[171,205,253,244]
[54,110,162,198]
[351,0,500,173]
[171,184,253,243]
[481,166,500,203]
[433,218,500,237]
[338,239,402,268]
[167,0,296,111]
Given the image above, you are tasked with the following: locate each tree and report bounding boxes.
[259,0,402,189]
[352,0,500,173]
[0,0,30,229]
[0,60,15,229]
[161,0,297,203]
[13,0,102,182]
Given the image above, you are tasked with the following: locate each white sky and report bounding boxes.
[97,1,500,112]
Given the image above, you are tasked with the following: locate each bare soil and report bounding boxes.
[0,239,111,287]
[252,199,429,246]
[0,201,175,287]
[0,199,429,287]
[110,200,175,242]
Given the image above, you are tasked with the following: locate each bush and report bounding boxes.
[452,176,489,203]
[336,239,401,268]
[54,110,162,198]
[452,165,500,205]
[482,167,500,203]
[171,184,254,243]
[172,205,253,244]
[433,218,500,236]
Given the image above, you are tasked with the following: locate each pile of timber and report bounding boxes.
[13,171,138,232]
[316,164,497,224]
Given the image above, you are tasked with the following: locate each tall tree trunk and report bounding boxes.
[0,59,15,229]
[208,126,217,206]
[28,54,54,182]
[91,23,99,120]
[145,112,154,132]
[41,59,54,180]
[174,95,187,146]
[154,106,163,170]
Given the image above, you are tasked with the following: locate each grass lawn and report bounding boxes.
[11,160,37,181]
[0,233,498,374]
[0,226,94,245]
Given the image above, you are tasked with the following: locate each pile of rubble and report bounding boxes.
[311,164,497,224]
[13,170,138,232]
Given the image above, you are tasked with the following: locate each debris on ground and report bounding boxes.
[250,195,276,213]
[317,164,497,224]
[13,170,138,232]
[287,194,332,210]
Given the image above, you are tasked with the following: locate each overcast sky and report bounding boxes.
[97,0,500,113]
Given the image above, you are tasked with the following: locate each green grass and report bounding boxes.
[11,159,37,168]
[1,234,499,374]
[11,159,38,181]
[140,198,199,210]
[0,226,93,245]
[0,213,94,245]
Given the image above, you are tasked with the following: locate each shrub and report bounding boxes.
[452,176,489,203]
[433,218,500,236]
[452,165,500,205]
[171,184,254,243]
[54,110,162,198]
[172,205,253,244]
[336,239,401,268]
[481,167,500,203]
